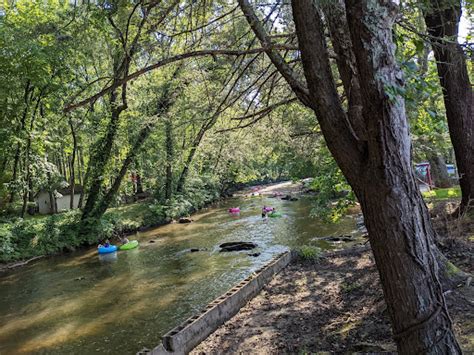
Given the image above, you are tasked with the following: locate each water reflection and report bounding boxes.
[0,196,361,354]
[98,252,118,263]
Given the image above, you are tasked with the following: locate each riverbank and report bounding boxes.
[0,183,351,354]
[193,247,474,353]
[0,186,228,268]
[0,180,307,270]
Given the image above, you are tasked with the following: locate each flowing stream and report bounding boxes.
[0,194,363,354]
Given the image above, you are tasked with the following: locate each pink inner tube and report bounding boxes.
[263,207,274,212]
[229,207,240,213]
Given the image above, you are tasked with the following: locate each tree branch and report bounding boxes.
[217,97,298,133]
[238,0,311,107]
[63,45,299,112]
[230,97,298,121]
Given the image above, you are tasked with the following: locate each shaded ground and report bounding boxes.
[429,199,474,275]
[193,249,473,354]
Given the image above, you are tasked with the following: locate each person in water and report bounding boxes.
[262,206,268,218]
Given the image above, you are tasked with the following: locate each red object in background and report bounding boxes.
[415,163,433,187]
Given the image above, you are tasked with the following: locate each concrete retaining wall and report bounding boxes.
[145,251,294,355]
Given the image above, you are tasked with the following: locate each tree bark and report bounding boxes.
[10,81,33,204]
[164,115,173,200]
[176,115,219,193]
[92,124,153,219]
[78,146,84,187]
[428,153,451,188]
[68,118,77,209]
[78,147,86,209]
[46,168,56,214]
[21,92,42,217]
[424,0,474,213]
[88,67,181,219]
[78,166,88,209]
[62,150,69,182]
[136,173,143,194]
[239,0,461,352]
[319,0,366,141]
[82,88,125,220]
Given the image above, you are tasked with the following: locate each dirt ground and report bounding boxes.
[429,200,474,275]
[192,249,474,354]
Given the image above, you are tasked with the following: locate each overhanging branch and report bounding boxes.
[63,45,299,112]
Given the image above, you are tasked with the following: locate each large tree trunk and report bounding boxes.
[301,1,461,352]
[424,0,474,213]
[239,0,461,352]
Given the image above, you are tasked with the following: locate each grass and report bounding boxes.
[422,186,461,200]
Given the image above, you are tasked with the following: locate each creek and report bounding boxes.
[0,194,363,354]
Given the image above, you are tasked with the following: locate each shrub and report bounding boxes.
[296,245,322,261]
[0,224,15,262]
[149,175,222,221]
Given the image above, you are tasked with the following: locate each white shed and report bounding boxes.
[35,186,83,214]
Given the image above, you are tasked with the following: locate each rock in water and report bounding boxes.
[248,252,261,257]
[313,235,354,242]
[179,217,192,224]
[219,242,258,252]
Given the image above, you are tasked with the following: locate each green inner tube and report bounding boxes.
[269,212,282,218]
[119,240,139,250]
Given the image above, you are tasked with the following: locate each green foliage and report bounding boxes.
[0,209,129,263]
[296,245,322,261]
[149,175,221,221]
[423,186,462,200]
[310,148,355,223]
[0,224,15,261]
[0,0,461,266]
[341,282,362,293]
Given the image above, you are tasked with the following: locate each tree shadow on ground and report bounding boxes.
[193,251,473,354]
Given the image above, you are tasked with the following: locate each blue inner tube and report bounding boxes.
[98,245,117,254]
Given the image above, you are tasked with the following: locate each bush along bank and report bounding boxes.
[0,180,225,266]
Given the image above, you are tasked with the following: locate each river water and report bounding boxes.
[0,194,362,354]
